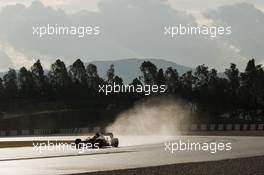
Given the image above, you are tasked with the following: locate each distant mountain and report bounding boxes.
[89,58,192,83]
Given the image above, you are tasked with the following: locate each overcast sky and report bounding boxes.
[0,0,263,71]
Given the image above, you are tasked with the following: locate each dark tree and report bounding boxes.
[207,69,226,117]
[114,76,123,85]
[68,59,87,97]
[86,64,98,78]
[192,64,210,113]
[48,59,70,97]
[18,67,35,98]
[165,67,179,93]
[140,61,158,85]
[106,64,123,85]
[225,63,240,118]
[179,70,194,100]
[31,59,47,97]
[131,77,142,86]
[107,64,115,85]
[208,69,218,88]
[225,63,240,92]
[0,78,4,98]
[240,59,264,121]
[240,59,257,108]
[69,59,87,84]
[156,68,165,86]
[3,68,18,98]
[86,64,103,91]
[194,64,209,91]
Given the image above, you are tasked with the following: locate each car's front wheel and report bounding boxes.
[111,138,119,147]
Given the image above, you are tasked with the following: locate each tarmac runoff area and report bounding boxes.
[0,135,263,175]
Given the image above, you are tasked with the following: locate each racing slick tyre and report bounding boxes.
[111,138,119,147]
[75,138,82,149]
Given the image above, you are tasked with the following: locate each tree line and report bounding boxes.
[138,59,264,122]
[0,58,263,123]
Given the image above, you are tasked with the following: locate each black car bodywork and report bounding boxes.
[74,133,119,149]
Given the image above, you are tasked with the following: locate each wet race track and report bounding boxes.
[0,136,263,175]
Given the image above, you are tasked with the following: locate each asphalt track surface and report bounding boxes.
[0,136,263,175]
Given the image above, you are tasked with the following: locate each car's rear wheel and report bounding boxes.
[96,139,104,148]
[75,139,82,149]
[111,138,119,147]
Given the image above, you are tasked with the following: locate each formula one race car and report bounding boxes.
[74,132,119,149]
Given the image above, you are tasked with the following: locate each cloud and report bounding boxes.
[0,0,260,71]
[0,0,100,13]
[204,3,264,64]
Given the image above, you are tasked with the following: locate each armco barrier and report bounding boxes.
[21,130,29,135]
[93,127,101,132]
[234,124,240,130]
[190,124,198,131]
[0,130,6,136]
[209,124,216,131]
[226,124,232,130]
[258,124,264,130]
[250,124,256,130]
[9,130,17,136]
[200,124,207,131]
[0,124,263,137]
[180,124,189,131]
[243,124,248,130]
[218,124,224,131]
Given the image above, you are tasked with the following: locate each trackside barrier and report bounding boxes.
[190,124,198,131]
[209,124,216,131]
[180,124,189,131]
[258,124,264,130]
[243,124,248,130]
[0,130,6,136]
[80,128,90,133]
[234,124,240,130]
[226,124,232,130]
[21,130,29,135]
[200,124,207,131]
[218,124,224,131]
[9,130,17,136]
[250,124,256,130]
[0,124,263,137]
[93,127,102,132]
[34,129,40,135]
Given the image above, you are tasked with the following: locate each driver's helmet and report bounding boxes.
[95,132,100,137]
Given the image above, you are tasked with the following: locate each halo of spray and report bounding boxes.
[106,96,194,136]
